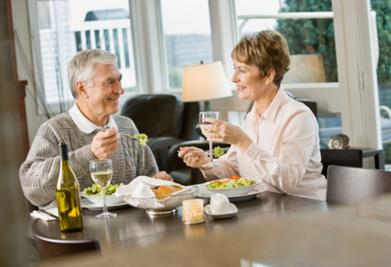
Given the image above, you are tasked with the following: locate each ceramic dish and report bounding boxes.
[204,179,260,198]
[123,186,198,217]
[80,198,128,211]
[81,192,124,206]
[204,204,238,219]
[196,183,265,201]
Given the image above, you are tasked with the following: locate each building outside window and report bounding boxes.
[29,0,137,114]
[159,0,213,90]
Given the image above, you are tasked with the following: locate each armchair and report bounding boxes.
[121,94,199,171]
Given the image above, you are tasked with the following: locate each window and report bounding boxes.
[234,0,342,149]
[372,0,391,166]
[37,1,51,30]
[234,0,338,84]
[29,0,137,113]
[159,0,213,90]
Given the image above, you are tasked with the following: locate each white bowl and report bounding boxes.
[123,187,198,211]
[205,179,259,198]
[81,193,124,206]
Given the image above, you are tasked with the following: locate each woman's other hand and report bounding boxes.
[178,146,210,168]
[152,171,173,181]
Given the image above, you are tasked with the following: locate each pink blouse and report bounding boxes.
[203,89,327,200]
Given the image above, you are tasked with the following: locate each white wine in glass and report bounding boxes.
[91,170,112,188]
[89,159,116,219]
[199,111,221,164]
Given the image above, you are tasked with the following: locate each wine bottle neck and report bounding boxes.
[59,143,69,161]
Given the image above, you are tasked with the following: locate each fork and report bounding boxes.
[119,133,135,139]
[100,126,134,139]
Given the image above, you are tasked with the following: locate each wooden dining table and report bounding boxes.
[39,192,391,266]
[33,192,328,254]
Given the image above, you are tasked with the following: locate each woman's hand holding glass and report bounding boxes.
[203,120,252,152]
[199,111,220,163]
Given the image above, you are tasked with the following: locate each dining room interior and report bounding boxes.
[1,0,391,266]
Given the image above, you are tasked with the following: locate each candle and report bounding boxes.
[182,199,205,225]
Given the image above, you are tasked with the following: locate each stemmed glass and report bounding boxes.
[199,111,221,164]
[89,159,116,219]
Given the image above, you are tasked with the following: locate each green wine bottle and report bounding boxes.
[55,143,83,232]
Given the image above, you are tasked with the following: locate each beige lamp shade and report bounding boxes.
[181,61,232,102]
[283,54,327,83]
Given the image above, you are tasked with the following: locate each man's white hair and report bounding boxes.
[67,49,116,98]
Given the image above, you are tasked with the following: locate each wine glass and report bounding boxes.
[199,111,221,164]
[89,159,116,219]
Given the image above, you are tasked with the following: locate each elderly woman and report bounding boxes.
[179,30,326,200]
[20,49,169,207]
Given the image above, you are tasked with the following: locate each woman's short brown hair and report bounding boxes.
[231,30,290,87]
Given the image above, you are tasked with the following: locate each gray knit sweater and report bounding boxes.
[19,112,158,206]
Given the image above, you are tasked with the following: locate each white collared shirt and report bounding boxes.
[68,103,118,134]
[204,89,327,200]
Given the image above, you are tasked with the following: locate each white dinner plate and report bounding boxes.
[195,183,266,202]
[204,179,260,197]
[81,198,129,211]
[80,192,124,206]
[204,204,238,219]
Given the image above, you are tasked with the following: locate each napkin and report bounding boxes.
[30,210,58,222]
[115,176,193,198]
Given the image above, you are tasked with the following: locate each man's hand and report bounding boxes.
[90,128,119,160]
[153,171,173,181]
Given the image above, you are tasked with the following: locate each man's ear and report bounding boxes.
[75,81,89,99]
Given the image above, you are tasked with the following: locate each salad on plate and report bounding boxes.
[81,183,124,206]
[204,176,258,198]
[207,176,256,189]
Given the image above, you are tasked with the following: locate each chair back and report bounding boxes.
[320,149,363,177]
[121,94,200,170]
[31,219,100,261]
[121,94,180,137]
[121,94,199,140]
[326,165,391,205]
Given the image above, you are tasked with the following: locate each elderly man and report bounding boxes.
[20,49,168,207]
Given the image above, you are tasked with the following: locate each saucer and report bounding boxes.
[204,203,238,219]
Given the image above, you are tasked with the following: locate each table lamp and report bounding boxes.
[181,61,232,110]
